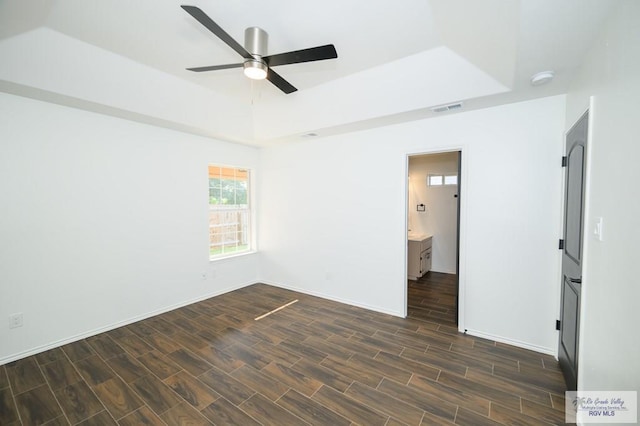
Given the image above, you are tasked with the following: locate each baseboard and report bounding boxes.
[430,269,456,275]
[259,280,405,318]
[3,281,556,364]
[0,280,256,366]
[464,328,557,357]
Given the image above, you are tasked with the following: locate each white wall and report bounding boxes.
[409,152,459,274]
[259,95,566,353]
[565,1,640,393]
[0,91,567,363]
[0,92,259,364]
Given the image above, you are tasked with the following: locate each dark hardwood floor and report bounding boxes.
[408,272,457,326]
[1,281,567,425]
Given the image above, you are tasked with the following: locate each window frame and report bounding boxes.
[208,164,253,260]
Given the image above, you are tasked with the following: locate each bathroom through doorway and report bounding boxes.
[407,151,461,326]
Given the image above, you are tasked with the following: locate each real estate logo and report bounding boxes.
[565,391,637,423]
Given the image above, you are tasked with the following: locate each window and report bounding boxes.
[208,165,251,259]
[444,174,458,185]
[428,174,458,186]
[428,175,443,186]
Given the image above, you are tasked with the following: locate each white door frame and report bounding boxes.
[404,147,466,332]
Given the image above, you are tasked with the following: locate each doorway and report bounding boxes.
[406,151,461,326]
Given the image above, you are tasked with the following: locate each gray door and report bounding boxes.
[558,111,588,390]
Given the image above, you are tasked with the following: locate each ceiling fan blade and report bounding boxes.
[186,63,243,72]
[266,68,297,94]
[264,44,337,67]
[181,5,251,59]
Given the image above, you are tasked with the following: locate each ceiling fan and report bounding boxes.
[181,5,338,94]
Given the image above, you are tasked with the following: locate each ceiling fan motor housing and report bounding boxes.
[245,27,268,57]
[242,27,268,79]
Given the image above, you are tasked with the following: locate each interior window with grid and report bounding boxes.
[428,174,458,186]
[208,165,251,259]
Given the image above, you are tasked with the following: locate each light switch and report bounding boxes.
[594,217,603,241]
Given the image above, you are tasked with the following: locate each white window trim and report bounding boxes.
[208,164,253,261]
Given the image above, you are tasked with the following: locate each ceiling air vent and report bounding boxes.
[431,102,463,113]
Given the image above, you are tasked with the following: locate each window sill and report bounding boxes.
[209,250,257,262]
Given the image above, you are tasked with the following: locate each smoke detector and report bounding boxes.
[530,71,555,86]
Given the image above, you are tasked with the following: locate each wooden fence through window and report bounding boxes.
[209,205,249,248]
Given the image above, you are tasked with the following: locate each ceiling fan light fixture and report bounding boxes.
[243,59,268,80]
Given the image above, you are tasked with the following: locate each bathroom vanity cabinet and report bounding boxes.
[408,235,432,281]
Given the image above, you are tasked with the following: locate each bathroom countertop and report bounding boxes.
[408,233,432,242]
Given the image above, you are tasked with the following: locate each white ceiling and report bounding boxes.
[0,0,618,146]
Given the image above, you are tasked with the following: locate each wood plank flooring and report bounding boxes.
[408,272,457,326]
[0,280,568,425]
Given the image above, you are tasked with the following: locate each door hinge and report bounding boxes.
[562,156,568,167]
[556,320,561,330]
[559,239,564,250]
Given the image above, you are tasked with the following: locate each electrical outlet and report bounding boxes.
[9,313,23,329]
